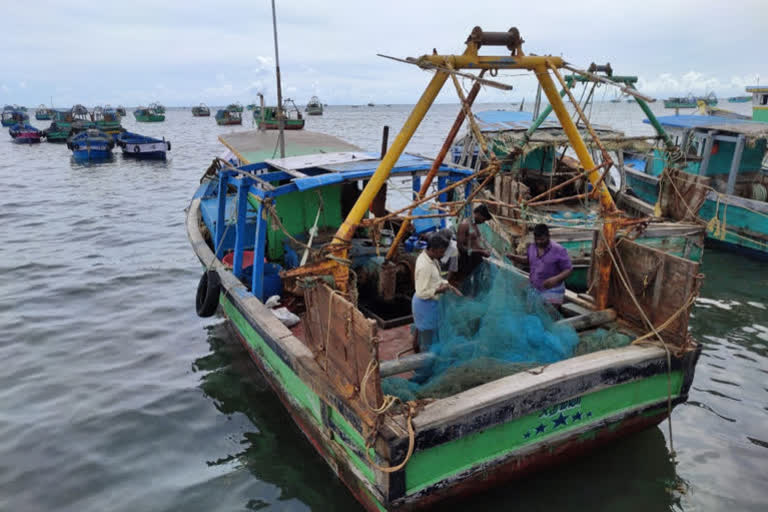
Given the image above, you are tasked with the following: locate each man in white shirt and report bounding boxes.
[411,234,451,353]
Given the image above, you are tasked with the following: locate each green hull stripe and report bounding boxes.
[405,371,683,494]
[220,295,323,424]
[329,407,376,483]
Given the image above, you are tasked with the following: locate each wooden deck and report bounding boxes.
[219,129,362,164]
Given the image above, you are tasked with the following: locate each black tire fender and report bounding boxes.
[196,270,220,317]
[72,143,79,150]
[166,141,171,151]
[133,145,140,153]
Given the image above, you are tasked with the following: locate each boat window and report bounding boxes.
[762,94,768,106]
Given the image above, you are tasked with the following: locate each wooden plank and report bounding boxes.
[608,238,699,345]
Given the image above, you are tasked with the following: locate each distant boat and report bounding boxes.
[91,105,124,138]
[246,103,257,111]
[192,103,211,117]
[215,109,242,126]
[149,102,166,114]
[695,100,750,120]
[116,105,127,116]
[727,96,751,103]
[1,110,29,127]
[35,104,54,120]
[254,98,305,130]
[9,122,42,143]
[134,107,165,122]
[43,107,91,142]
[117,131,171,159]
[305,96,323,116]
[226,103,244,113]
[664,92,717,109]
[67,128,114,162]
[367,102,375,107]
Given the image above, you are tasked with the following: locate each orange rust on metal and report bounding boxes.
[593,219,617,309]
[385,71,487,262]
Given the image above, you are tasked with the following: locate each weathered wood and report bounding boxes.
[380,353,436,378]
[608,238,699,345]
[558,309,616,330]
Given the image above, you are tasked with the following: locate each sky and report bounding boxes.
[1,0,765,107]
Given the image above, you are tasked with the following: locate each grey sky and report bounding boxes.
[1,0,765,107]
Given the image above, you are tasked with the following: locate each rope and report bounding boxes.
[365,403,416,474]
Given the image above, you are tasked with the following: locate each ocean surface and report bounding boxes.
[0,99,766,511]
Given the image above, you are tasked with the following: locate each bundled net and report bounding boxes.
[382,261,582,401]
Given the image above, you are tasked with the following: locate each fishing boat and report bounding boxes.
[192,103,211,117]
[116,105,127,116]
[226,102,244,113]
[91,105,124,138]
[254,96,305,130]
[215,109,242,126]
[149,102,166,114]
[664,92,717,109]
[9,122,43,143]
[35,104,54,120]
[116,131,171,159]
[134,107,165,122]
[1,110,29,127]
[246,103,258,111]
[3,105,14,111]
[186,28,703,511]
[694,100,750,120]
[623,115,768,259]
[305,96,324,115]
[43,107,89,142]
[67,128,114,162]
[728,96,751,103]
[746,85,768,122]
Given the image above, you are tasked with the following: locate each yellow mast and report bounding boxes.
[291,27,620,308]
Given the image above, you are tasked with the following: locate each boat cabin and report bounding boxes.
[746,85,768,122]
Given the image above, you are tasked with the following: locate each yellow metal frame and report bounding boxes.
[304,28,619,307]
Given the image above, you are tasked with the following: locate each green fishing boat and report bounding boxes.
[664,92,717,109]
[305,96,324,115]
[254,97,305,130]
[91,106,124,137]
[149,102,166,114]
[246,103,257,111]
[226,102,244,113]
[186,28,704,511]
[35,104,54,120]
[728,96,751,103]
[116,105,127,116]
[134,107,165,122]
[192,103,211,117]
[43,105,92,142]
[215,108,242,125]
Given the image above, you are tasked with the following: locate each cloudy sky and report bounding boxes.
[1,0,765,107]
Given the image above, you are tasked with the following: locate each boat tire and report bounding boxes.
[196,269,220,317]
[72,143,79,150]
[166,141,171,151]
[133,145,140,153]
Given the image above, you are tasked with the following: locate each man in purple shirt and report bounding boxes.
[526,224,573,307]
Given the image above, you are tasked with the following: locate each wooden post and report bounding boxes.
[215,171,229,259]
[726,134,745,195]
[232,178,250,279]
[251,200,268,301]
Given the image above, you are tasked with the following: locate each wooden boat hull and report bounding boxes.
[216,119,242,125]
[625,168,768,259]
[257,120,305,130]
[134,115,165,122]
[187,194,701,511]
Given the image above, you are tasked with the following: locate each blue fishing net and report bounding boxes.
[382,262,583,401]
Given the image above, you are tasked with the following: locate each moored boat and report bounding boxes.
[149,102,166,114]
[67,128,114,162]
[746,85,768,122]
[134,107,165,122]
[9,122,43,143]
[1,110,29,127]
[254,97,305,130]
[91,105,125,138]
[226,102,244,113]
[35,104,54,120]
[215,108,242,125]
[116,131,171,159]
[186,28,704,511]
[623,114,768,259]
[43,108,88,142]
[192,103,210,117]
[728,96,751,103]
[116,105,127,116]
[305,96,324,115]
[664,92,717,109]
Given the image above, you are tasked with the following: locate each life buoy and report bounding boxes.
[133,145,140,153]
[196,269,221,317]
[166,141,171,151]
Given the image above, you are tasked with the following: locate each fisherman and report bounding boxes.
[411,233,452,354]
[526,223,573,308]
[456,204,492,290]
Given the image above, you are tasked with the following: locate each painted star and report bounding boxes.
[572,412,582,422]
[524,431,531,439]
[552,413,568,428]
[535,423,546,434]
[587,411,592,417]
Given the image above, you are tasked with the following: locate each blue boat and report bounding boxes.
[67,129,114,162]
[1,110,29,127]
[623,115,768,259]
[116,131,171,159]
[9,122,43,143]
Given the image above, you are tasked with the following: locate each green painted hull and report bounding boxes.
[134,113,165,122]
